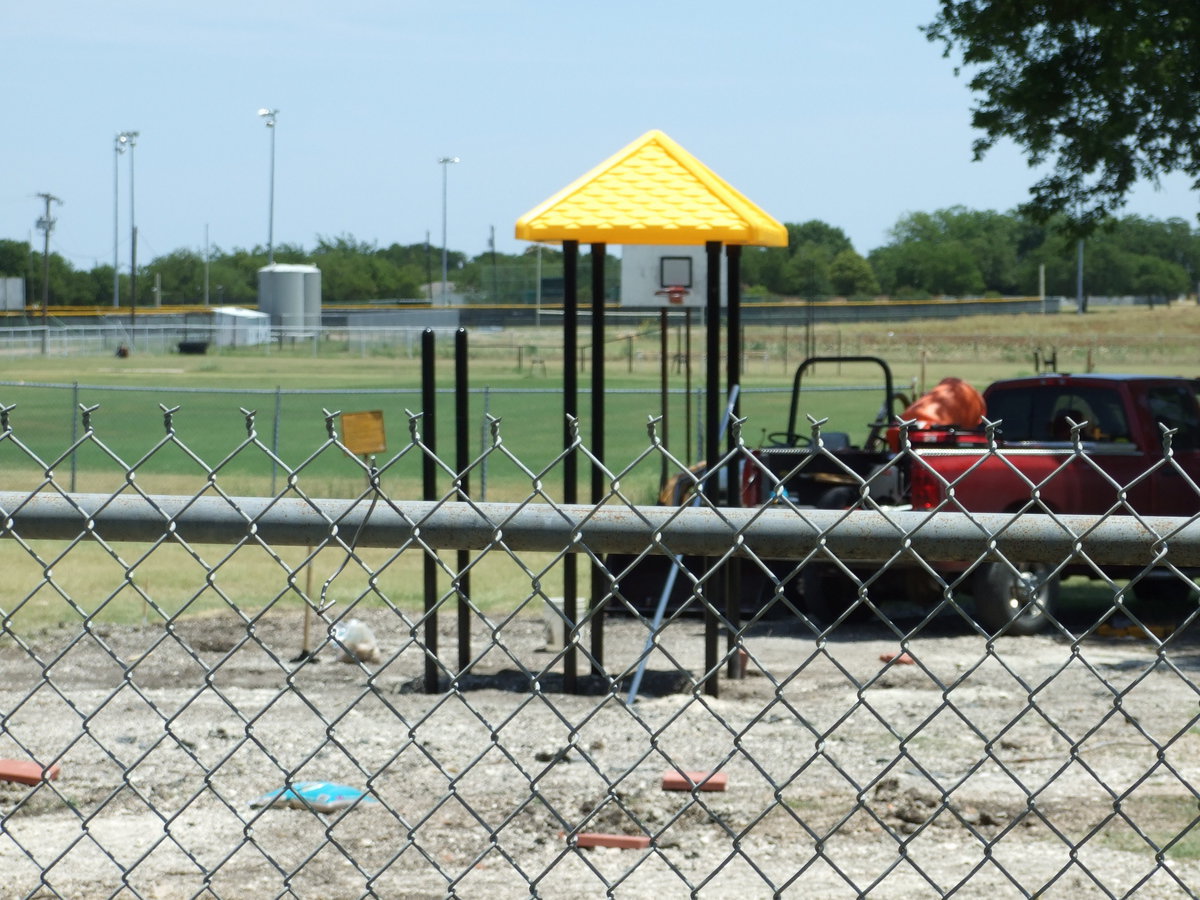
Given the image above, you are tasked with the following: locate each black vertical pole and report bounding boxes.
[685,308,693,466]
[562,240,579,693]
[421,329,439,693]
[590,243,607,675]
[703,240,722,698]
[725,244,743,677]
[659,309,669,497]
[455,328,471,673]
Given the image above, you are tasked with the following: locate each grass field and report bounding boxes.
[1,304,1198,630]
[5,304,1198,496]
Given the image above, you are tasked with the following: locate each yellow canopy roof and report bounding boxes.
[515,130,788,247]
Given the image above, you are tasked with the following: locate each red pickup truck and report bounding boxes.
[742,362,1200,634]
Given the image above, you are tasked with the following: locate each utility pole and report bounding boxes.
[36,192,62,356]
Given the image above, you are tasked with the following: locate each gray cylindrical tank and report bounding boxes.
[256,268,274,321]
[302,267,322,332]
[258,264,320,334]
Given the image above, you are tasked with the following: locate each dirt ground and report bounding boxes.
[2,603,1200,899]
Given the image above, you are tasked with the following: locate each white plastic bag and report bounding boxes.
[331,618,380,664]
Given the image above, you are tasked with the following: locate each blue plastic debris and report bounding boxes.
[250,782,377,814]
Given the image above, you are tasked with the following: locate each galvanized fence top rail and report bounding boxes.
[2,405,1200,898]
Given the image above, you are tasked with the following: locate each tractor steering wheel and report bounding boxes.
[766,431,812,448]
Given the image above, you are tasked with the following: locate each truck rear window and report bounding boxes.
[1146,385,1200,451]
[985,386,1131,443]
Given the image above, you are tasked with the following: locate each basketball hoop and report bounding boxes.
[655,285,689,305]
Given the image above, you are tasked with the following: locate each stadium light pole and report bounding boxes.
[258,108,278,265]
[113,133,129,307]
[438,156,459,305]
[120,131,140,342]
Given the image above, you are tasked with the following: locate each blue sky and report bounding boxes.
[5,0,1197,272]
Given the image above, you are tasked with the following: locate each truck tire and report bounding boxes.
[1130,573,1197,607]
[904,569,943,606]
[972,561,1059,635]
[802,564,866,627]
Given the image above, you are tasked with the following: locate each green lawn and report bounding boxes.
[3,308,1197,501]
[0,337,903,503]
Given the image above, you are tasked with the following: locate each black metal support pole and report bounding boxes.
[421,329,439,693]
[562,240,579,693]
[727,245,742,438]
[455,328,471,673]
[685,308,693,465]
[590,242,606,676]
[703,240,722,698]
[660,309,669,492]
[725,244,743,678]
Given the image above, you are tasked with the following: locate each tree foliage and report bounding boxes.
[871,206,1023,296]
[870,209,1199,300]
[828,249,880,298]
[925,2,1200,233]
[0,240,29,278]
[740,220,859,297]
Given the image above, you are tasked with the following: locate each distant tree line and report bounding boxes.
[740,209,1200,302]
[2,208,1198,308]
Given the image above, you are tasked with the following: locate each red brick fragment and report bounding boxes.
[0,760,61,786]
[575,833,652,850]
[880,651,915,665]
[661,770,728,792]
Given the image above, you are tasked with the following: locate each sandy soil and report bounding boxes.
[2,605,1200,899]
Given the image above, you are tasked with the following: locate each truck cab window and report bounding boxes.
[1147,386,1200,451]
[988,387,1127,442]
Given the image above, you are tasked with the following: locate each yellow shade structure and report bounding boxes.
[515,130,787,247]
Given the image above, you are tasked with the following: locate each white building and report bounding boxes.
[211,306,271,347]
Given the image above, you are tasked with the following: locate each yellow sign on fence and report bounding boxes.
[341,410,386,456]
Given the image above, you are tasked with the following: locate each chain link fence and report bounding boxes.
[2,401,1200,898]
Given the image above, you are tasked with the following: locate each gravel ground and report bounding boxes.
[3,604,1200,899]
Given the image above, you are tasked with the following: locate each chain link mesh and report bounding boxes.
[2,401,1200,898]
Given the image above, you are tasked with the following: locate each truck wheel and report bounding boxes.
[904,570,943,606]
[972,561,1059,635]
[802,564,866,627]
[1131,574,1197,607]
